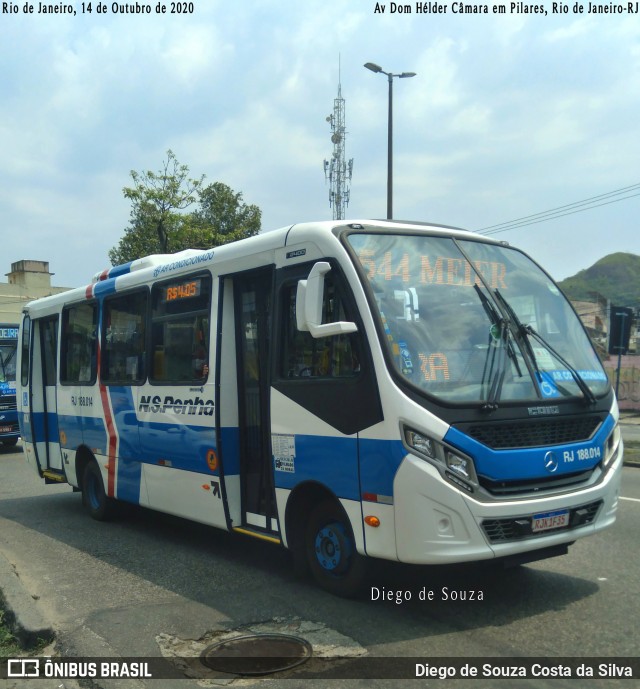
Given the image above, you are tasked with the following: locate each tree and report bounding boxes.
[108,204,188,265]
[109,153,262,266]
[188,182,261,248]
[109,150,204,264]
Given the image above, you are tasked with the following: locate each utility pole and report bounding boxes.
[324,58,353,220]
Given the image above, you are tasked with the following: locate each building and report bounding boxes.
[570,292,609,358]
[0,260,70,324]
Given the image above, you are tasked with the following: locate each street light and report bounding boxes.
[364,62,416,220]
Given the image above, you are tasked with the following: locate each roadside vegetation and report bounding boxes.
[0,609,23,659]
[0,606,49,659]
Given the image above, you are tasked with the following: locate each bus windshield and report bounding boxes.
[0,344,17,384]
[347,232,609,405]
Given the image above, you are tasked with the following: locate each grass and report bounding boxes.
[0,609,24,659]
[0,607,50,659]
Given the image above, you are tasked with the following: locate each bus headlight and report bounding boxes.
[445,449,478,484]
[403,425,478,493]
[404,428,436,459]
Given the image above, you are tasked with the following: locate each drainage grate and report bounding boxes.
[200,633,312,676]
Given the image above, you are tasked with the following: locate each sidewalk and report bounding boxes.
[620,411,640,466]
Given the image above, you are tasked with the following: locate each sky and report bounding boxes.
[1,0,638,289]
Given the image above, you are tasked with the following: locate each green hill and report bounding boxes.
[557,252,640,308]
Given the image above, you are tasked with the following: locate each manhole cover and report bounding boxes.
[200,633,313,676]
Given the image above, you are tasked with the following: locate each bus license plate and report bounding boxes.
[0,426,11,433]
[532,509,569,533]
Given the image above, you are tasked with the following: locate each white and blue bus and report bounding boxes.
[17,220,623,596]
[0,323,20,447]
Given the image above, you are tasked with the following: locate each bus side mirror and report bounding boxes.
[296,262,358,339]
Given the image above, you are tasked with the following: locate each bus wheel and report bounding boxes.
[305,500,367,598]
[82,461,114,521]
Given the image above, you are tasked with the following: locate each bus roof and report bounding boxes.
[21,219,493,315]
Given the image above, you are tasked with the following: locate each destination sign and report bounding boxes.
[164,279,202,303]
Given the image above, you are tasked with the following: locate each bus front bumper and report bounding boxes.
[392,449,623,566]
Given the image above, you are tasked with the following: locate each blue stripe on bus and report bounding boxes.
[358,438,406,497]
[444,413,616,482]
[107,387,139,460]
[25,411,60,443]
[18,412,32,442]
[219,426,240,475]
[107,262,133,279]
[273,434,359,501]
[81,416,109,452]
[117,455,143,503]
[106,386,218,475]
[271,435,406,501]
[24,411,108,451]
[137,420,217,473]
[93,279,117,297]
[59,416,84,449]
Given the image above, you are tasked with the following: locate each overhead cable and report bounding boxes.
[477,183,640,236]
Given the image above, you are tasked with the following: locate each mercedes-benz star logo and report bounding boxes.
[544,451,559,473]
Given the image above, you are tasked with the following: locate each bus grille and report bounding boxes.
[479,468,596,497]
[482,500,602,543]
[461,415,603,450]
[0,396,17,411]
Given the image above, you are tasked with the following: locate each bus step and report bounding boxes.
[233,526,281,545]
[42,469,66,483]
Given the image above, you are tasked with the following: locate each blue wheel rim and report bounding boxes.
[87,472,101,510]
[314,522,352,573]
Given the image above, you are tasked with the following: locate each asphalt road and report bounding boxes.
[0,441,639,688]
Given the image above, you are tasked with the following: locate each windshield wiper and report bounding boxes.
[474,285,521,411]
[483,318,508,411]
[523,323,596,405]
[494,289,596,406]
[493,290,537,367]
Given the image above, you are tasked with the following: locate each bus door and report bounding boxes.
[232,268,278,536]
[269,262,384,551]
[31,316,65,476]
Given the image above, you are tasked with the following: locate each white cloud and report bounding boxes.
[0,5,638,287]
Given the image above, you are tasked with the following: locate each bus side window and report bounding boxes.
[150,274,211,384]
[281,277,359,379]
[20,316,30,387]
[102,291,148,384]
[61,302,97,385]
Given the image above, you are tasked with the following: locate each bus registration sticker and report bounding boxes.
[272,434,296,473]
[532,509,569,533]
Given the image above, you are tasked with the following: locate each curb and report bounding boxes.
[622,439,640,468]
[0,551,54,649]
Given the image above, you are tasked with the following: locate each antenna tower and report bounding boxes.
[324,59,353,220]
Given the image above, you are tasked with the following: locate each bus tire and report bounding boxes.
[82,461,114,521]
[305,500,367,598]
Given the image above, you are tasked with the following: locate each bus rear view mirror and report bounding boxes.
[296,262,358,339]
